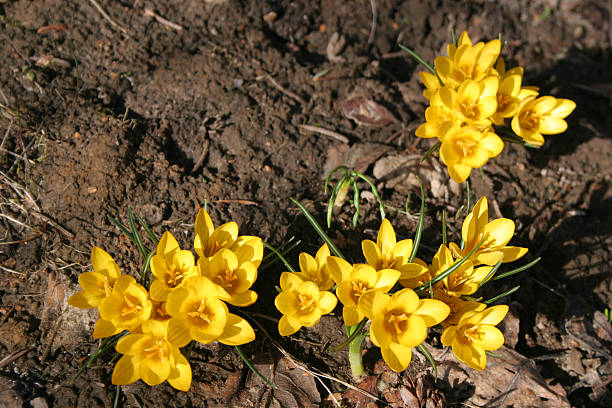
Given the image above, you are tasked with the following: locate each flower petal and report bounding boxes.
[538,116,567,135]
[375,269,401,292]
[475,326,505,350]
[91,247,120,280]
[362,239,382,269]
[343,306,363,327]
[500,246,528,263]
[93,318,120,339]
[381,343,413,372]
[112,355,139,385]
[327,256,353,284]
[377,219,397,255]
[168,348,192,391]
[452,338,487,370]
[278,315,301,336]
[167,318,192,347]
[358,290,389,320]
[157,231,180,260]
[441,326,457,346]
[412,299,450,327]
[218,313,255,345]
[299,253,317,276]
[140,355,170,386]
[317,291,338,315]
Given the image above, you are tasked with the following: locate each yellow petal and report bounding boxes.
[484,218,515,247]
[150,255,167,281]
[475,326,505,350]
[388,289,419,313]
[218,314,255,345]
[195,208,214,241]
[112,355,139,385]
[381,343,412,372]
[480,133,504,157]
[327,256,353,284]
[440,326,457,346]
[362,240,382,269]
[140,355,170,386]
[157,231,180,260]
[500,246,528,263]
[375,269,401,292]
[91,247,120,280]
[395,315,428,347]
[116,333,146,355]
[396,262,428,280]
[448,163,472,183]
[336,280,356,307]
[390,239,414,260]
[233,262,257,293]
[317,291,338,315]
[278,315,301,336]
[279,271,303,291]
[275,291,298,315]
[167,318,192,347]
[78,272,107,296]
[149,278,171,301]
[377,219,396,255]
[358,290,389,320]
[476,251,504,266]
[67,291,98,309]
[343,306,363,327]
[550,99,576,118]
[539,116,567,134]
[461,305,508,326]
[232,236,264,267]
[412,299,450,327]
[299,252,317,276]
[166,287,193,316]
[93,318,120,339]
[168,348,192,391]
[452,339,487,370]
[352,264,378,288]
[370,315,392,348]
[226,290,258,307]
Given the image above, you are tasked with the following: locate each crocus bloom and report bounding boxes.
[359,289,449,372]
[94,275,152,339]
[361,218,428,281]
[150,231,198,301]
[511,95,576,146]
[433,287,486,327]
[449,196,527,265]
[194,208,238,259]
[441,305,508,370]
[327,257,400,326]
[294,244,334,291]
[274,272,337,336]
[112,319,192,391]
[166,276,255,347]
[68,247,121,309]
[439,124,504,183]
[447,77,499,126]
[435,31,501,90]
[198,248,258,307]
[230,235,264,268]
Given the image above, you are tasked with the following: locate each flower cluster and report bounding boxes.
[416,31,576,183]
[276,195,526,372]
[68,208,261,391]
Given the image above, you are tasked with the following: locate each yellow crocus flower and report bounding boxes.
[94,275,152,339]
[449,196,527,265]
[511,95,576,146]
[327,257,400,326]
[274,272,337,336]
[150,231,198,301]
[112,319,192,391]
[165,276,255,347]
[358,289,449,372]
[198,248,258,307]
[441,305,508,370]
[68,247,121,309]
[194,208,238,259]
[433,287,486,327]
[361,218,428,281]
[438,124,504,183]
[294,243,334,291]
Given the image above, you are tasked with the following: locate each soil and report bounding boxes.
[0,0,610,407]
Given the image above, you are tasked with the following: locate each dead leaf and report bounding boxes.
[427,345,571,407]
[342,97,397,127]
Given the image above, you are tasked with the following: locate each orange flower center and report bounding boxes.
[297,293,315,311]
[165,265,184,287]
[457,324,480,344]
[387,313,409,334]
[143,340,166,363]
[213,268,238,291]
[521,110,539,131]
[188,299,212,324]
[351,281,371,298]
[456,138,476,157]
[120,295,143,318]
[459,99,479,120]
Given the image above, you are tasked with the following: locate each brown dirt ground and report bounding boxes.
[0,0,610,407]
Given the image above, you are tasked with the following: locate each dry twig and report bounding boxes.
[88,0,128,34]
[299,124,349,144]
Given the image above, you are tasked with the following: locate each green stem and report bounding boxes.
[346,324,366,380]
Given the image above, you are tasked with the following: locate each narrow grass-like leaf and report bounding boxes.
[450,27,457,46]
[332,319,368,352]
[354,172,385,221]
[263,242,296,272]
[291,198,345,259]
[492,257,541,281]
[459,180,471,250]
[107,214,132,239]
[324,166,348,194]
[260,237,301,273]
[327,173,349,228]
[140,249,155,286]
[420,141,442,163]
[417,344,437,382]
[415,238,484,294]
[478,260,503,288]
[398,44,436,74]
[351,178,360,228]
[235,345,277,389]
[71,333,126,384]
[441,209,447,246]
[135,212,159,244]
[128,207,148,259]
[408,177,425,263]
[484,285,520,304]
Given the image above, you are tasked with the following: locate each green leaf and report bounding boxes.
[417,344,437,382]
[420,141,441,163]
[327,173,349,228]
[263,242,296,273]
[351,178,360,228]
[128,207,149,260]
[484,285,520,305]
[492,257,541,281]
[408,177,425,263]
[291,198,345,259]
[354,171,385,221]
[332,319,368,352]
[398,44,436,75]
[235,345,277,389]
[478,259,503,288]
